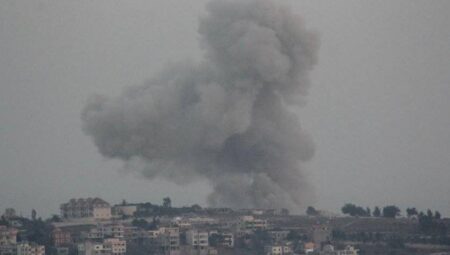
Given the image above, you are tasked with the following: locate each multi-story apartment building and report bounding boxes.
[60,198,110,219]
[208,231,234,248]
[239,215,268,230]
[87,224,124,239]
[80,239,126,255]
[0,226,18,246]
[52,228,72,246]
[158,227,180,255]
[186,230,209,249]
[103,239,126,255]
[16,243,45,255]
[219,233,234,248]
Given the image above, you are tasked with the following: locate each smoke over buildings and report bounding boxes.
[82,0,319,211]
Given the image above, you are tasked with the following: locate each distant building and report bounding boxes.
[52,228,72,246]
[0,226,18,246]
[268,230,290,243]
[0,244,16,255]
[304,242,316,254]
[186,230,209,249]
[60,198,110,219]
[319,245,358,255]
[103,238,126,255]
[208,231,234,248]
[79,239,126,255]
[55,247,69,255]
[264,244,293,255]
[239,215,268,230]
[312,225,331,248]
[158,227,180,255]
[87,223,124,239]
[336,246,358,255]
[16,243,45,255]
[112,205,136,217]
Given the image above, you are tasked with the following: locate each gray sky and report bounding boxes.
[1,0,449,217]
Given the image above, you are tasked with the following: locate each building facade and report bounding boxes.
[60,198,110,219]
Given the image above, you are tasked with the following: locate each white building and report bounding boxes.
[239,215,268,230]
[93,207,112,220]
[87,223,124,239]
[80,239,126,255]
[60,198,110,219]
[158,227,180,254]
[336,246,359,255]
[264,244,293,255]
[112,205,137,217]
[103,238,126,255]
[16,243,45,255]
[0,226,18,246]
[186,230,209,249]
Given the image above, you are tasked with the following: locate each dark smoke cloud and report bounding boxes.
[82,0,319,211]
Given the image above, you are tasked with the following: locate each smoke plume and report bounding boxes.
[82,0,319,211]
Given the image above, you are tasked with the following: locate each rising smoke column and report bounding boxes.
[82,0,319,211]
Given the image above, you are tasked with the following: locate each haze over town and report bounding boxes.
[1,0,450,217]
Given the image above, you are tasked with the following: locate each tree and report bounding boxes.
[427,209,433,218]
[382,206,400,218]
[163,197,172,208]
[406,207,418,218]
[31,209,37,221]
[366,207,371,217]
[48,215,61,223]
[435,211,441,220]
[341,204,367,217]
[306,206,319,216]
[373,206,381,217]
[191,204,202,212]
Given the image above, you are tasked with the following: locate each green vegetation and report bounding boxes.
[341,203,370,217]
[382,205,401,218]
[306,206,319,216]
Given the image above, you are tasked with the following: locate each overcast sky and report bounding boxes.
[1,0,449,218]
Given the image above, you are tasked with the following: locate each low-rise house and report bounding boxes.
[268,230,290,243]
[56,247,69,255]
[304,242,316,254]
[318,245,358,255]
[264,245,293,255]
[336,245,358,255]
